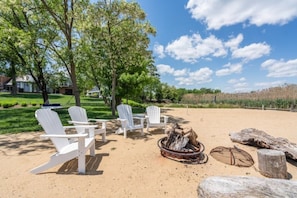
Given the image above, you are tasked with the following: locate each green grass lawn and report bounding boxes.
[0,93,117,134]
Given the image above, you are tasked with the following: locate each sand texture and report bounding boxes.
[1,108,297,198]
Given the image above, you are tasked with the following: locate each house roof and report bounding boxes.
[6,75,34,85]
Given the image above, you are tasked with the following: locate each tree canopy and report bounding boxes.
[0,0,157,114]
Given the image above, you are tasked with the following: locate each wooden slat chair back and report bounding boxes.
[68,106,107,142]
[31,109,95,174]
[146,105,168,133]
[116,104,144,138]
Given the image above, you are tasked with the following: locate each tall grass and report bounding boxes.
[181,84,297,110]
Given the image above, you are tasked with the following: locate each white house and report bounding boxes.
[6,75,38,92]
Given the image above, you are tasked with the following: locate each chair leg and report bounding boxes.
[78,154,85,174]
[30,161,59,174]
[102,131,106,142]
[124,128,127,138]
[30,154,74,174]
[78,137,86,174]
[90,142,95,157]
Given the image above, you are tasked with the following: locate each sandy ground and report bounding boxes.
[1,108,297,198]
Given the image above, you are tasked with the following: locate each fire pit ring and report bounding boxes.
[157,137,208,164]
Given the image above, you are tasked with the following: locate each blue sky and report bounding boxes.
[134,0,297,93]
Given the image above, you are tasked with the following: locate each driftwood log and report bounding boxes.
[198,176,297,198]
[229,128,297,160]
[257,149,288,179]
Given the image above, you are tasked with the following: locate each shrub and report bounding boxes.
[2,103,14,108]
[21,103,27,107]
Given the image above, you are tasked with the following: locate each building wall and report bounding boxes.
[0,76,11,90]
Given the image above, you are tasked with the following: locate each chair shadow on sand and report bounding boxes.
[56,153,109,175]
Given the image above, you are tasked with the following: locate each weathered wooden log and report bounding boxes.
[168,134,189,151]
[183,127,199,146]
[257,149,287,179]
[164,123,199,151]
[198,176,297,198]
[229,128,297,160]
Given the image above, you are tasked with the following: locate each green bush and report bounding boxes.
[2,103,14,108]
[21,102,27,107]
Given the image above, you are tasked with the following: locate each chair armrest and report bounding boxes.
[117,118,126,122]
[117,118,128,128]
[133,117,145,125]
[40,133,88,139]
[133,117,145,121]
[63,125,97,129]
[88,119,108,123]
[88,119,108,128]
[133,113,145,118]
[68,121,89,125]
[162,115,169,122]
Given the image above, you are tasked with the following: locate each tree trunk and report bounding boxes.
[70,60,80,106]
[10,61,17,95]
[111,68,116,117]
[257,149,288,179]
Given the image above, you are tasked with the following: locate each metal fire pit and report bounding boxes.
[157,137,208,164]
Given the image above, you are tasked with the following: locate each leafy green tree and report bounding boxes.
[0,0,29,95]
[40,0,87,106]
[0,0,53,102]
[77,0,156,116]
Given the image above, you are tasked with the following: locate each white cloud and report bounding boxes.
[176,67,213,85]
[163,32,269,64]
[156,64,175,74]
[228,77,246,84]
[232,43,271,62]
[186,0,297,30]
[225,34,243,51]
[216,63,242,76]
[227,77,249,92]
[233,82,248,88]
[157,65,214,85]
[156,64,189,77]
[254,80,284,88]
[173,69,188,77]
[261,59,297,77]
[165,33,227,63]
[153,43,165,58]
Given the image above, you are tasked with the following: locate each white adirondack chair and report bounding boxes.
[116,104,145,138]
[68,106,107,142]
[31,109,96,174]
[146,105,168,133]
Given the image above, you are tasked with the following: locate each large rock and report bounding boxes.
[198,176,297,198]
